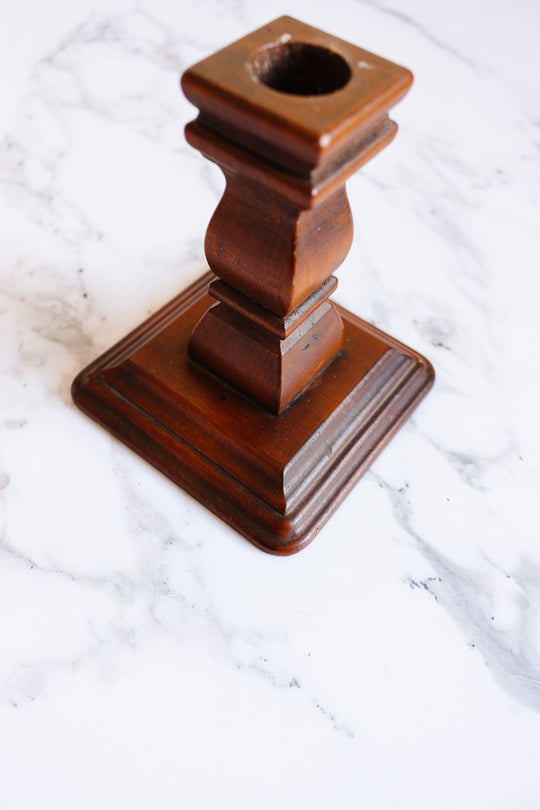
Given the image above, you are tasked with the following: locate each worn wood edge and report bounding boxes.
[287,348,434,549]
[72,273,435,555]
[72,347,433,555]
[185,118,398,207]
[73,277,210,388]
[181,15,412,179]
[282,347,416,510]
[209,275,338,339]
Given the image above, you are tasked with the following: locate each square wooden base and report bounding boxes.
[72,272,434,554]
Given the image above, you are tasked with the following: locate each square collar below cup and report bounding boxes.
[181,15,413,175]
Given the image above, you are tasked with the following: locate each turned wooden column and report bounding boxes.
[181,17,411,412]
[72,17,434,555]
[187,172,348,413]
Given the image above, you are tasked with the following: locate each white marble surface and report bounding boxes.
[1,0,540,807]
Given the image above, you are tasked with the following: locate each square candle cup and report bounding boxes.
[181,15,413,177]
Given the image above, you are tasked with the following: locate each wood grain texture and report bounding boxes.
[183,17,414,412]
[181,16,412,177]
[72,17,434,553]
[72,273,434,555]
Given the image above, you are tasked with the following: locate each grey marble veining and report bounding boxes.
[1,1,540,808]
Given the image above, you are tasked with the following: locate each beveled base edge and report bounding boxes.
[72,272,434,555]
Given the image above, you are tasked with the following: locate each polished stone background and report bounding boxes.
[1,1,539,807]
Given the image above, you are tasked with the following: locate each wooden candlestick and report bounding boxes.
[72,16,434,554]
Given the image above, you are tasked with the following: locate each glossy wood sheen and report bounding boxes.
[181,15,412,176]
[184,17,415,413]
[72,273,434,555]
[72,17,434,553]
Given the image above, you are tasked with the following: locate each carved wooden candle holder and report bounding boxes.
[72,16,434,555]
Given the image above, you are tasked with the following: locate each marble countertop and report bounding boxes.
[1,1,539,807]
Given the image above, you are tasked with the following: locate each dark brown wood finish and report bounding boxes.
[72,17,434,554]
[73,272,433,554]
[182,16,414,413]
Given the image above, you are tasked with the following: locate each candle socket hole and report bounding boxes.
[249,42,351,96]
